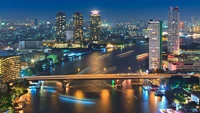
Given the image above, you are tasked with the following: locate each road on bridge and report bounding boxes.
[21,73,199,81]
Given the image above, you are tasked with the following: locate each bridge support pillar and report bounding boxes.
[114,79,124,88]
[61,80,72,88]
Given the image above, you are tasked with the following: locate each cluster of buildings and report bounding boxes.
[148,7,200,73]
[55,10,101,44]
[0,7,200,83]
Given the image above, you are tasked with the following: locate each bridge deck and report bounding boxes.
[21,74,199,81]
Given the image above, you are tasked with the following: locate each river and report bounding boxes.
[22,44,171,113]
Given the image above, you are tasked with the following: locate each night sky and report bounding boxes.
[0,0,200,20]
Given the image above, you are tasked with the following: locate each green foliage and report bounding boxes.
[47,54,59,63]
[0,92,12,108]
[24,69,33,76]
[0,81,29,109]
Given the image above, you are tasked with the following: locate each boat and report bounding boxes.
[155,90,164,96]
[136,53,148,60]
[58,94,96,103]
[159,109,178,113]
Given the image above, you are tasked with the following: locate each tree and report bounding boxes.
[47,54,59,64]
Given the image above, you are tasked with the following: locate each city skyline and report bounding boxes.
[1,0,200,20]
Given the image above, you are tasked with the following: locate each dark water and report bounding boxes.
[53,44,148,75]
[22,44,171,113]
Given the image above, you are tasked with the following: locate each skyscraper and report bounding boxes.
[56,12,66,43]
[168,7,180,55]
[148,20,162,70]
[90,10,101,44]
[34,18,39,27]
[73,12,83,42]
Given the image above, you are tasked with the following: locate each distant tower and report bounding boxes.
[34,18,39,28]
[90,10,101,44]
[168,7,180,55]
[56,12,66,43]
[148,20,163,70]
[0,17,2,30]
[73,12,83,42]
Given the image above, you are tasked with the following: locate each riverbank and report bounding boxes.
[0,80,29,112]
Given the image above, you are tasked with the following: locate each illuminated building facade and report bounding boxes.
[0,55,20,83]
[180,21,184,30]
[148,20,162,70]
[192,26,200,33]
[73,12,83,42]
[90,10,101,44]
[168,7,180,55]
[56,12,66,43]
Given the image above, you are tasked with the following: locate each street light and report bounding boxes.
[128,66,131,73]
[78,68,80,72]
[104,67,107,71]
[31,59,35,64]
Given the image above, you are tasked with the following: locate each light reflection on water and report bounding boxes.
[23,81,170,113]
[22,45,171,113]
[100,90,111,113]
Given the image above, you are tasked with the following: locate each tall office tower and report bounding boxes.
[56,12,66,43]
[73,12,83,42]
[148,20,162,70]
[0,55,20,83]
[34,18,39,27]
[90,10,101,44]
[168,7,180,55]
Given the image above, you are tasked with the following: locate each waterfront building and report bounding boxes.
[192,25,200,33]
[56,12,66,43]
[163,60,200,72]
[19,41,43,49]
[90,10,101,44]
[0,52,20,83]
[73,12,83,42]
[148,20,162,70]
[168,7,180,55]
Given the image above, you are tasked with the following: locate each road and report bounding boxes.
[22,73,199,81]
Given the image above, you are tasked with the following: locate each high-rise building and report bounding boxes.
[180,21,184,30]
[90,10,101,44]
[0,17,2,30]
[148,20,162,70]
[34,18,39,27]
[73,12,83,42]
[56,12,66,43]
[0,53,20,83]
[168,7,180,55]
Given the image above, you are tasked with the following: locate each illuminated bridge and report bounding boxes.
[21,73,199,88]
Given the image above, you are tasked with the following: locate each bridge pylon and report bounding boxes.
[61,80,72,88]
[114,79,125,87]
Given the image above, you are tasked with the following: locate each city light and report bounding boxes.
[91,10,100,15]
[1,2,200,113]
[31,59,35,64]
